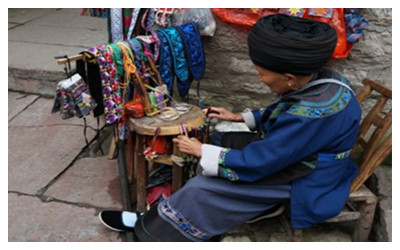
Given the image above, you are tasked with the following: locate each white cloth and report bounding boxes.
[200,144,223,176]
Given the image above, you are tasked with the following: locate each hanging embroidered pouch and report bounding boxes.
[52,73,97,119]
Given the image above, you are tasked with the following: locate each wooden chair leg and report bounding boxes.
[352,194,378,241]
[172,142,184,193]
[126,131,135,182]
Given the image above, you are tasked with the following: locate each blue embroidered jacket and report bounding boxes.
[203,69,361,228]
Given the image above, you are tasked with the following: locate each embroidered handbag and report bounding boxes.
[52,73,97,119]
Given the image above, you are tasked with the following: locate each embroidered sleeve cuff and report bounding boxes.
[241,111,257,130]
[200,144,225,176]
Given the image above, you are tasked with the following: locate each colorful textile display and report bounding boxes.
[68,20,205,127]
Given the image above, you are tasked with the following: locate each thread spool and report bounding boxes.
[149,92,158,112]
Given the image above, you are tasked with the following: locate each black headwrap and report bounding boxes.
[248,14,337,75]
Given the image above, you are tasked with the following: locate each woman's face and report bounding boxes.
[254,65,292,94]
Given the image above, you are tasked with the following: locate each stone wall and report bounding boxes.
[191,8,392,113]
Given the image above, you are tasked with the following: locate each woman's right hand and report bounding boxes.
[204,107,244,122]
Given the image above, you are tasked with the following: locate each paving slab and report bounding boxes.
[8,23,20,29]
[8,8,58,24]
[8,8,107,84]
[8,95,101,194]
[44,156,122,210]
[9,94,104,131]
[29,8,107,31]
[8,23,107,49]
[8,125,95,194]
[8,41,92,72]
[8,193,122,242]
[8,91,40,121]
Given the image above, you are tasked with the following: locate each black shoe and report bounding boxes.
[246,203,285,223]
[99,211,136,232]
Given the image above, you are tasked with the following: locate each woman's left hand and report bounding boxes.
[172,135,202,158]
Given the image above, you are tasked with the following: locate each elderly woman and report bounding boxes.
[99,14,361,241]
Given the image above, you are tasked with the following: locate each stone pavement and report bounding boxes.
[8,9,124,241]
[8,91,123,241]
[7,8,390,243]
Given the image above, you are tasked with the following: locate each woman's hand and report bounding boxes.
[172,135,203,158]
[205,107,244,122]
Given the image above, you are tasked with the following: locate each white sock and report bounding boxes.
[121,211,138,227]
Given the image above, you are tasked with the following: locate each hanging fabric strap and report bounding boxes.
[154,30,174,95]
[127,38,147,73]
[97,116,105,155]
[175,23,206,99]
[176,23,205,81]
[128,8,141,39]
[157,27,190,98]
[110,8,124,42]
[158,27,189,83]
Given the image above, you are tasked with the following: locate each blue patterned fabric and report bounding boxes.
[158,199,211,241]
[176,23,205,81]
[158,27,189,82]
[154,30,175,95]
[344,9,369,43]
[163,174,291,240]
[158,27,190,98]
[155,24,205,98]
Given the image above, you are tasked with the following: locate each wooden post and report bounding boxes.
[107,136,117,160]
[126,131,135,182]
[172,142,184,193]
[135,134,148,212]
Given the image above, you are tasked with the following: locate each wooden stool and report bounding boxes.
[126,104,206,212]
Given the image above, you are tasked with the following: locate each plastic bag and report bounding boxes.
[305,8,352,58]
[212,8,352,58]
[172,8,216,36]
